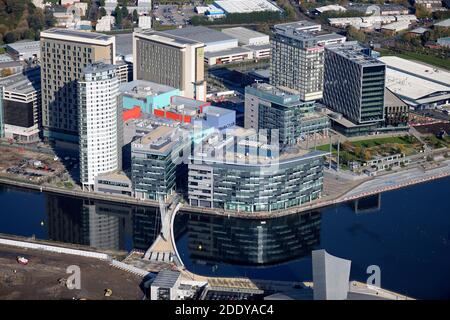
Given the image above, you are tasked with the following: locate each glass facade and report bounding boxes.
[189,151,325,213]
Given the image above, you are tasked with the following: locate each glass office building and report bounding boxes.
[323,42,386,125]
[188,131,326,213]
[245,83,329,146]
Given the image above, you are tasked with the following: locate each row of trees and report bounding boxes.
[112,5,139,29]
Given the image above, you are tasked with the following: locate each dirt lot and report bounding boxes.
[0,145,77,188]
[0,245,143,300]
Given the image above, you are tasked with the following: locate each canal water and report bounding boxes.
[0,177,449,299]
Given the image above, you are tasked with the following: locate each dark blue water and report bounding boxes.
[0,177,450,299]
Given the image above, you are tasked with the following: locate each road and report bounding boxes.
[341,160,450,201]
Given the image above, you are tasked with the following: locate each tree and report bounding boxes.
[121,6,129,19]
[415,4,432,20]
[44,8,56,28]
[347,26,366,42]
[1,68,13,78]
[114,5,123,27]
[98,0,106,6]
[3,31,17,44]
[99,7,107,18]
[133,9,138,22]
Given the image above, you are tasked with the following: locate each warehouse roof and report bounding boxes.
[151,270,181,289]
[214,0,282,14]
[434,18,450,28]
[163,26,236,46]
[380,57,450,105]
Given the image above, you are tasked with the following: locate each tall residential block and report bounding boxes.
[133,30,206,101]
[245,83,329,146]
[323,42,386,125]
[40,28,116,142]
[78,63,120,191]
[270,21,346,101]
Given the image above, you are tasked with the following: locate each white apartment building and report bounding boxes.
[78,63,120,191]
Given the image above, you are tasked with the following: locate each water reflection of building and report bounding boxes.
[132,206,161,251]
[185,211,321,266]
[46,193,161,251]
[352,194,381,214]
[46,194,89,246]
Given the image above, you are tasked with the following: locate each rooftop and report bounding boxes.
[434,18,450,28]
[5,41,40,53]
[82,62,116,75]
[191,127,325,167]
[378,56,450,88]
[133,126,185,155]
[151,270,181,289]
[134,29,203,47]
[0,67,41,95]
[214,0,282,14]
[245,83,303,106]
[163,26,237,46]
[120,80,178,98]
[326,42,384,66]
[40,28,114,42]
[204,46,253,58]
[274,21,345,44]
[221,27,269,40]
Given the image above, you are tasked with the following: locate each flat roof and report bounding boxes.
[120,80,178,98]
[274,22,345,44]
[434,18,450,28]
[163,26,237,46]
[40,28,114,41]
[204,46,253,58]
[243,43,271,50]
[151,270,181,289]
[327,42,384,66]
[221,27,269,40]
[0,67,40,95]
[214,0,282,13]
[133,126,184,155]
[5,41,40,53]
[380,56,450,104]
[379,56,450,88]
[82,62,116,74]
[191,127,325,166]
[134,30,203,47]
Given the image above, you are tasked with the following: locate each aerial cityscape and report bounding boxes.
[0,0,449,306]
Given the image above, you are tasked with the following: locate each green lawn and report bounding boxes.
[351,136,417,148]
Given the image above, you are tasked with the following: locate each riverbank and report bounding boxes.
[1,158,450,220]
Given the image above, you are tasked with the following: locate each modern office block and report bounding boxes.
[312,249,351,300]
[270,21,346,101]
[40,28,116,142]
[0,67,41,143]
[133,30,206,101]
[78,63,120,191]
[323,42,386,125]
[131,126,186,202]
[245,83,329,146]
[188,129,326,213]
